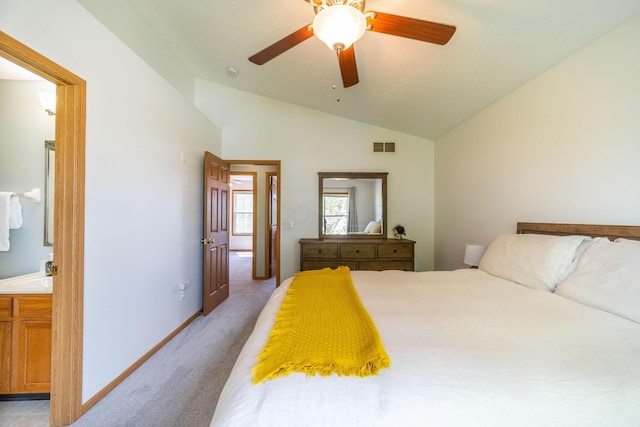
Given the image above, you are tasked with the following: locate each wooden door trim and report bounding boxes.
[266,171,277,280]
[226,160,281,286]
[0,32,85,426]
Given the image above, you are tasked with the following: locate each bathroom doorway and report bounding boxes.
[0,32,86,426]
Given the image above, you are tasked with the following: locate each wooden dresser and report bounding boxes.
[299,238,415,271]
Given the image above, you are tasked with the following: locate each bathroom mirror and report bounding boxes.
[44,140,55,246]
[318,172,387,239]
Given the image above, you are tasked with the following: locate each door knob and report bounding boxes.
[200,238,215,244]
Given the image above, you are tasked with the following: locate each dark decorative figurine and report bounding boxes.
[392,225,405,239]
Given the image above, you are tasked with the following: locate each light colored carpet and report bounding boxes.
[0,399,50,427]
[70,251,276,427]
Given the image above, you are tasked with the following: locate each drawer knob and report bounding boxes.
[317,250,322,253]
[393,249,397,253]
[356,250,360,253]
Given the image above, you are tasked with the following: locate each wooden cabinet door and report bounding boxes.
[0,320,11,393]
[1,295,52,394]
[13,320,52,393]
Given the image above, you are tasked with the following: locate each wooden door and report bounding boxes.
[268,173,278,278]
[202,152,230,315]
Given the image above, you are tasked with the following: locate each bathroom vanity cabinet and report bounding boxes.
[0,294,52,394]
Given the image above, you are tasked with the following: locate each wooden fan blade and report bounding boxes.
[248,25,314,65]
[366,11,456,45]
[338,46,359,88]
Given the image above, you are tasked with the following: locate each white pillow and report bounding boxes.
[478,233,592,291]
[555,238,640,324]
[363,221,381,233]
[363,221,376,233]
[614,238,640,245]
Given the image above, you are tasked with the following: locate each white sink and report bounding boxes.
[0,272,53,294]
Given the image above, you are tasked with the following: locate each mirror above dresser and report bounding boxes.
[300,172,415,272]
[318,172,387,239]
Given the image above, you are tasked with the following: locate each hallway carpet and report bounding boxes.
[70,252,276,427]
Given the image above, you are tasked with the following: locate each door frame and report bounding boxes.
[266,171,278,279]
[227,160,281,286]
[0,32,85,426]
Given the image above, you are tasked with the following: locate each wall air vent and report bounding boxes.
[373,142,396,153]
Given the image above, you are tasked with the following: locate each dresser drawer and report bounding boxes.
[15,295,52,320]
[340,244,375,259]
[0,297,11,319]
[301,243,339,259]
[377,243,414,258]
[301,260,358,271]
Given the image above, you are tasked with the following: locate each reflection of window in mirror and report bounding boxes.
[323,190,349,234]
[44,140,55,246]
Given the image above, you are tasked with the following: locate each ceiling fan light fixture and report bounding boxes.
[313,5,367,51]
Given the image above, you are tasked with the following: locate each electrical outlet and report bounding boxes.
[179,279,190,301]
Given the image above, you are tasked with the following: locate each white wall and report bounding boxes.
[0,80,55,277]
[1,0,222,402]
[435,13,640,271]
[195,81,436,279]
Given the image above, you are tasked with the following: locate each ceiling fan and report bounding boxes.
[248,0,456,88]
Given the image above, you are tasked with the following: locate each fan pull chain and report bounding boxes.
[332,62,341,103]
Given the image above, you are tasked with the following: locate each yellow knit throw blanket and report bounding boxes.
[252,266,390,384]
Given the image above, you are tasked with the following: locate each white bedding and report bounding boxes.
[211,269,640,426]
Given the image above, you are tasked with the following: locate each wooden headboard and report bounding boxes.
[517,222,640,241]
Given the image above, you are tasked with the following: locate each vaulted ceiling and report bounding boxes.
[78,0,640,140]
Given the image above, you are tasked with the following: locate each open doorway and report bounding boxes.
[0,32,86,426]
[0,56,55,425]
[228,161,280,285]
[229,172,257,278]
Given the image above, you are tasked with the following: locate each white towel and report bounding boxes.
[10,195,23,229]
[0,192,12,251]
[0,192,23,251]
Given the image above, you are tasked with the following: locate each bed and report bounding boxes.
[211,223,640,426]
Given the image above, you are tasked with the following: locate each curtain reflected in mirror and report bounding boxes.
[347,187,358,232]
[44,140,55,246]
